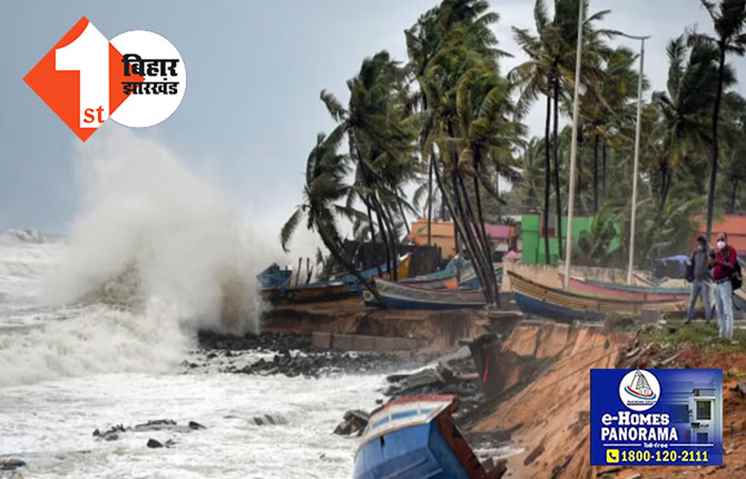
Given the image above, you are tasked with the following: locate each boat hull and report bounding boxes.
[365,279,488,310]
[509,271,686,321]
[354,395,491,479]
[565,276,689,302]
[260,283,356,305]
[354,421,471,479]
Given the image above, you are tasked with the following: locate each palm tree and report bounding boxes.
[512,0,614,262]
[652,34,730,209]
[281,132,380,300]
[720,92,746,212]
[581,46,639,211]
[691,0,746,238]
[408,0,511,305]
[320,51,418,280]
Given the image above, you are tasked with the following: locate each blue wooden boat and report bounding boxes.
[354,395,495,479]
[401,257,463,283]
[364,279,490,310]
[260,281,356,305]
[260,255,414,305]
[508,271,687,321]
[256,263,292,289]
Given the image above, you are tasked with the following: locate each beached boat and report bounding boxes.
[354,395,495,479]
[401,260,502,291]
[399,257,464,290]
[333,253,413,292]
[256,263,292,289]
[364,278,490,309]
[260,254,413,305]
[260,282,356,305]
[561,274,690,302]
[509,271,686,321]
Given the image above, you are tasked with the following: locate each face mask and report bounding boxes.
[717,240,726,250]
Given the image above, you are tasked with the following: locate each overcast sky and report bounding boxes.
[2,0,745,236]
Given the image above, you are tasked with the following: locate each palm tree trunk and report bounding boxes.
[364,199,382,276]
[593,133,599,213]
[552,72,563,260]
[543,92,552,265]
[452,171,495,304]
[427,151,434,245]
[432,156,492,304]
[371,196,391,279]
[317,225,382,302]
[382,202,400,281]
[397,197,410,235]
[472,172,499,306]
[706,47,726,239]
[602,140,608,198]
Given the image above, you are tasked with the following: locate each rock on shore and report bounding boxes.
[192,330,426,378]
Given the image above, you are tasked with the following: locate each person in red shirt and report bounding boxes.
[709,232,737,340]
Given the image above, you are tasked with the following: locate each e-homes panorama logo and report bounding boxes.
[24,17,186,141]
[619,369,661,412]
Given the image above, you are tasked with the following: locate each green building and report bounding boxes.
[520,213,621,265]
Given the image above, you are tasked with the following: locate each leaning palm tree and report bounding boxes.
[652,34,732,209]
[691,0,746,237]
[320,51,419,280]
[281,132,380,300]
[409,0,511,305]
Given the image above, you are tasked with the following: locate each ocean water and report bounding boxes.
[0,231,383,478]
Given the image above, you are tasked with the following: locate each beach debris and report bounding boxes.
[333,410,369,436]
[252,414,288,426]
[734,382,746,399]
[92,419,206,441]
[146,438,175,448]
[93,424,126,441]
[0,458,26,471]
[188,421,206,430]
[147,438,163,448]
[385,368,445,396]
[134,419,177,432]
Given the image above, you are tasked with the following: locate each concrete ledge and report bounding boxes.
[311,332,332,349]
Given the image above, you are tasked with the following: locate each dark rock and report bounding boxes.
[0,458,26,471]
[194,331,423,378]
[134,419,177,432]
[334,409,369,436]
[252,414,288,426]
[188,421,206,430]
[93,424,126,441]
[147,438,163,448]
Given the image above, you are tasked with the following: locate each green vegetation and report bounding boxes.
[282,0,746,297]
[640,319,746,353]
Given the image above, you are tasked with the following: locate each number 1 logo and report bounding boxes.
[24,17,183,141]
[55,20,110,129]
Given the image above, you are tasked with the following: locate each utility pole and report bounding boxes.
[622,33,651,285]
[562,0,584,289]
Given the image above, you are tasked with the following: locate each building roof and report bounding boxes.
[483,224,514,239]
[696,214,746,253]
[409,219,516,241]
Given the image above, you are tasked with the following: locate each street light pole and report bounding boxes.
[562,0,584,289]
[623,34,651,285]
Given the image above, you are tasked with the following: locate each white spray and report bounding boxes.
[0,127,279,386]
